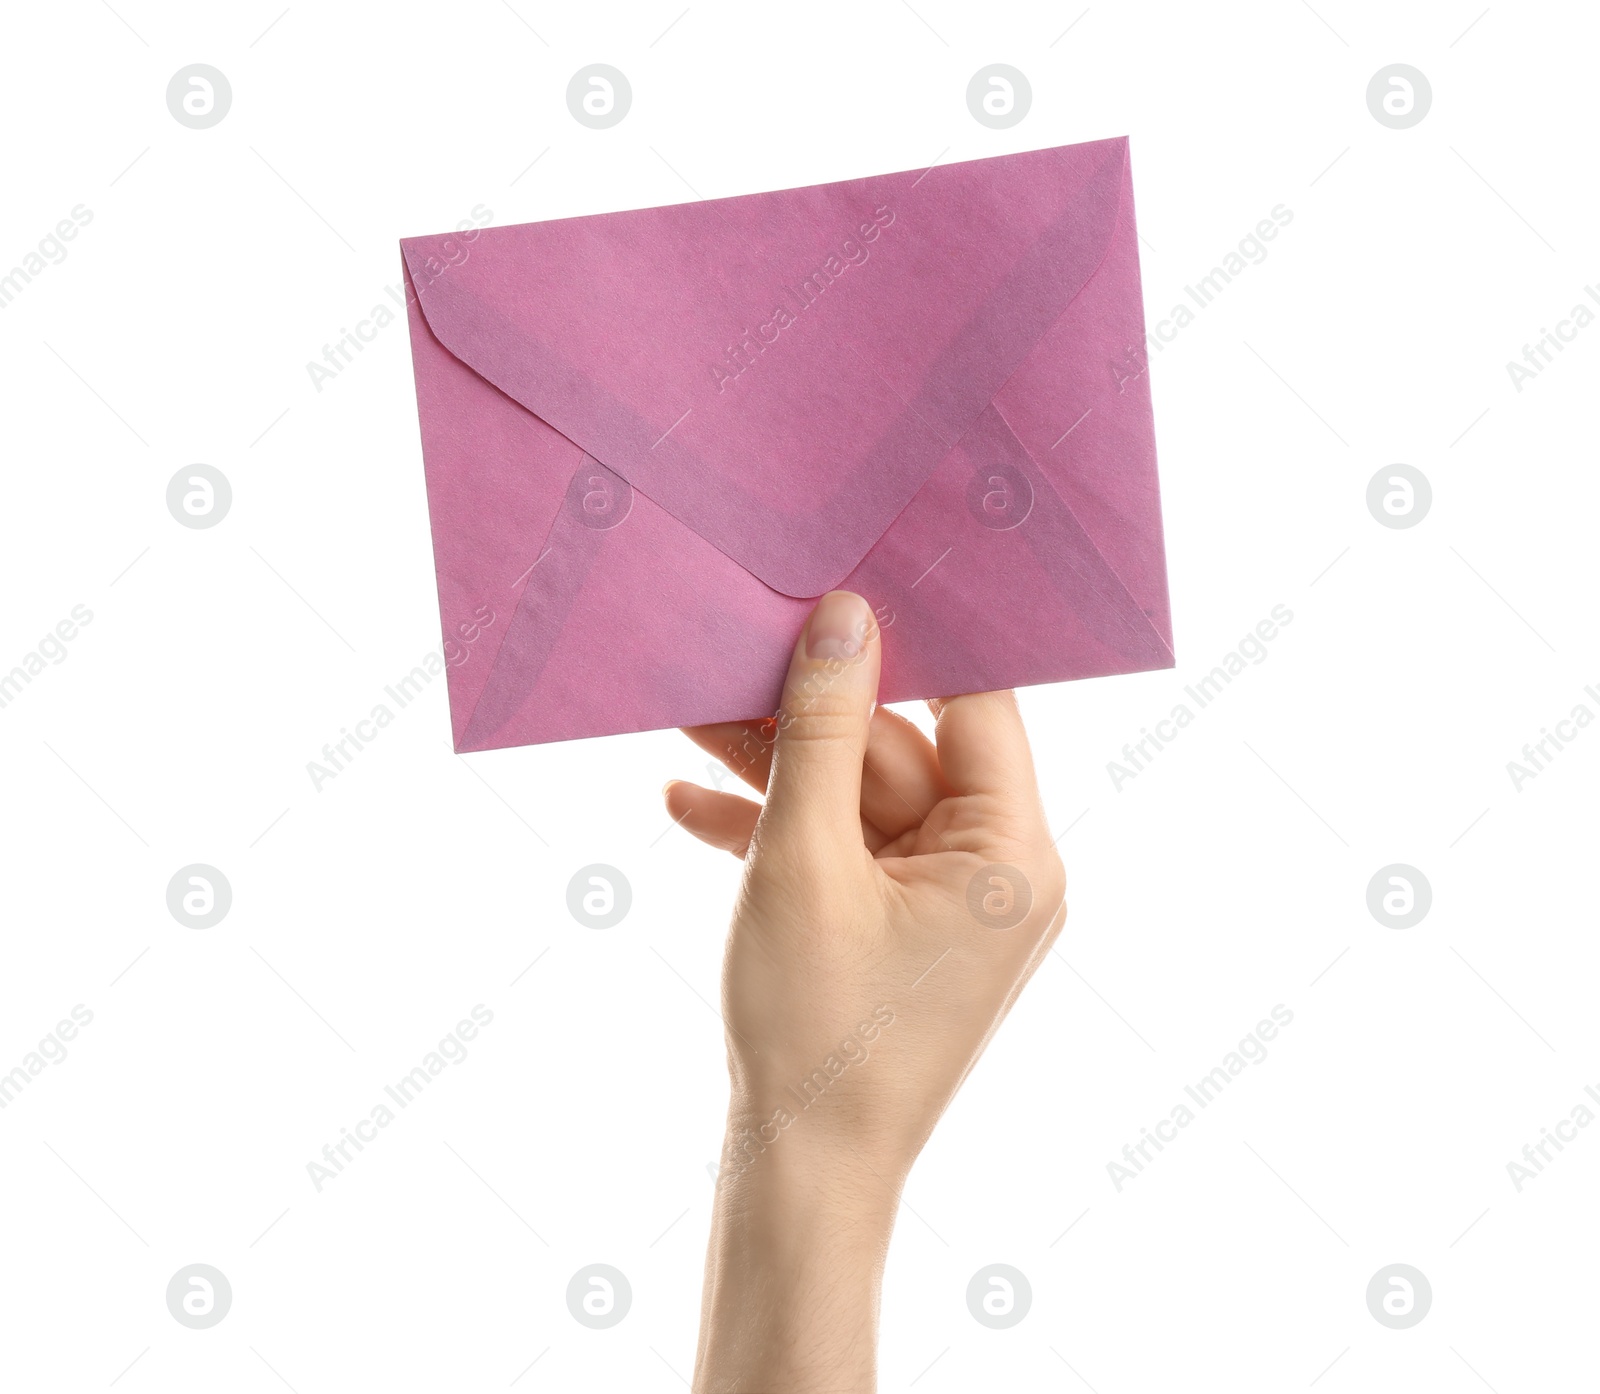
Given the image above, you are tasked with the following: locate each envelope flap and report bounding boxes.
[401,138,1129,597]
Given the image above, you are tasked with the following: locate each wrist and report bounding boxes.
[717,1114,904,1230]
[718,1092,915,1218]
[697,1119,898,1393]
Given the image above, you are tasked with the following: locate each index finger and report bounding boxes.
[680,719,777,795]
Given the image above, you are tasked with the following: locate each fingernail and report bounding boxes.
[805,591,871,661]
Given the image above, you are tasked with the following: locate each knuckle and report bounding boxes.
[775,693,865,745]
[781,662,867,714]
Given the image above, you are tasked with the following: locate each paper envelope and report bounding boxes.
[400,135,1174,751]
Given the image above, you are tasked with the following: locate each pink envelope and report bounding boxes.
[400,136,1174,751]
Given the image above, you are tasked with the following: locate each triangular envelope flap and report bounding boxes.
[402,138,1129,598]
[400,257,586,748]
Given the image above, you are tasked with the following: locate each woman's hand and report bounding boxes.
[665,590,1066,1392]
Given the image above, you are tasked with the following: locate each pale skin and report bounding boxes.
[662,590,1068,1393]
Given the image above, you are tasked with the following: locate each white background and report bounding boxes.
[2,1,1596,1390]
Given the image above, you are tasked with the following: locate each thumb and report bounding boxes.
[761,591,881,849]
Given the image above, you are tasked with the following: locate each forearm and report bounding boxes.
[694,1120,902,1393]
[672,602,1060,1387]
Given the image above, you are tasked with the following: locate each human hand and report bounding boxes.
[665,590,1066,1392]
